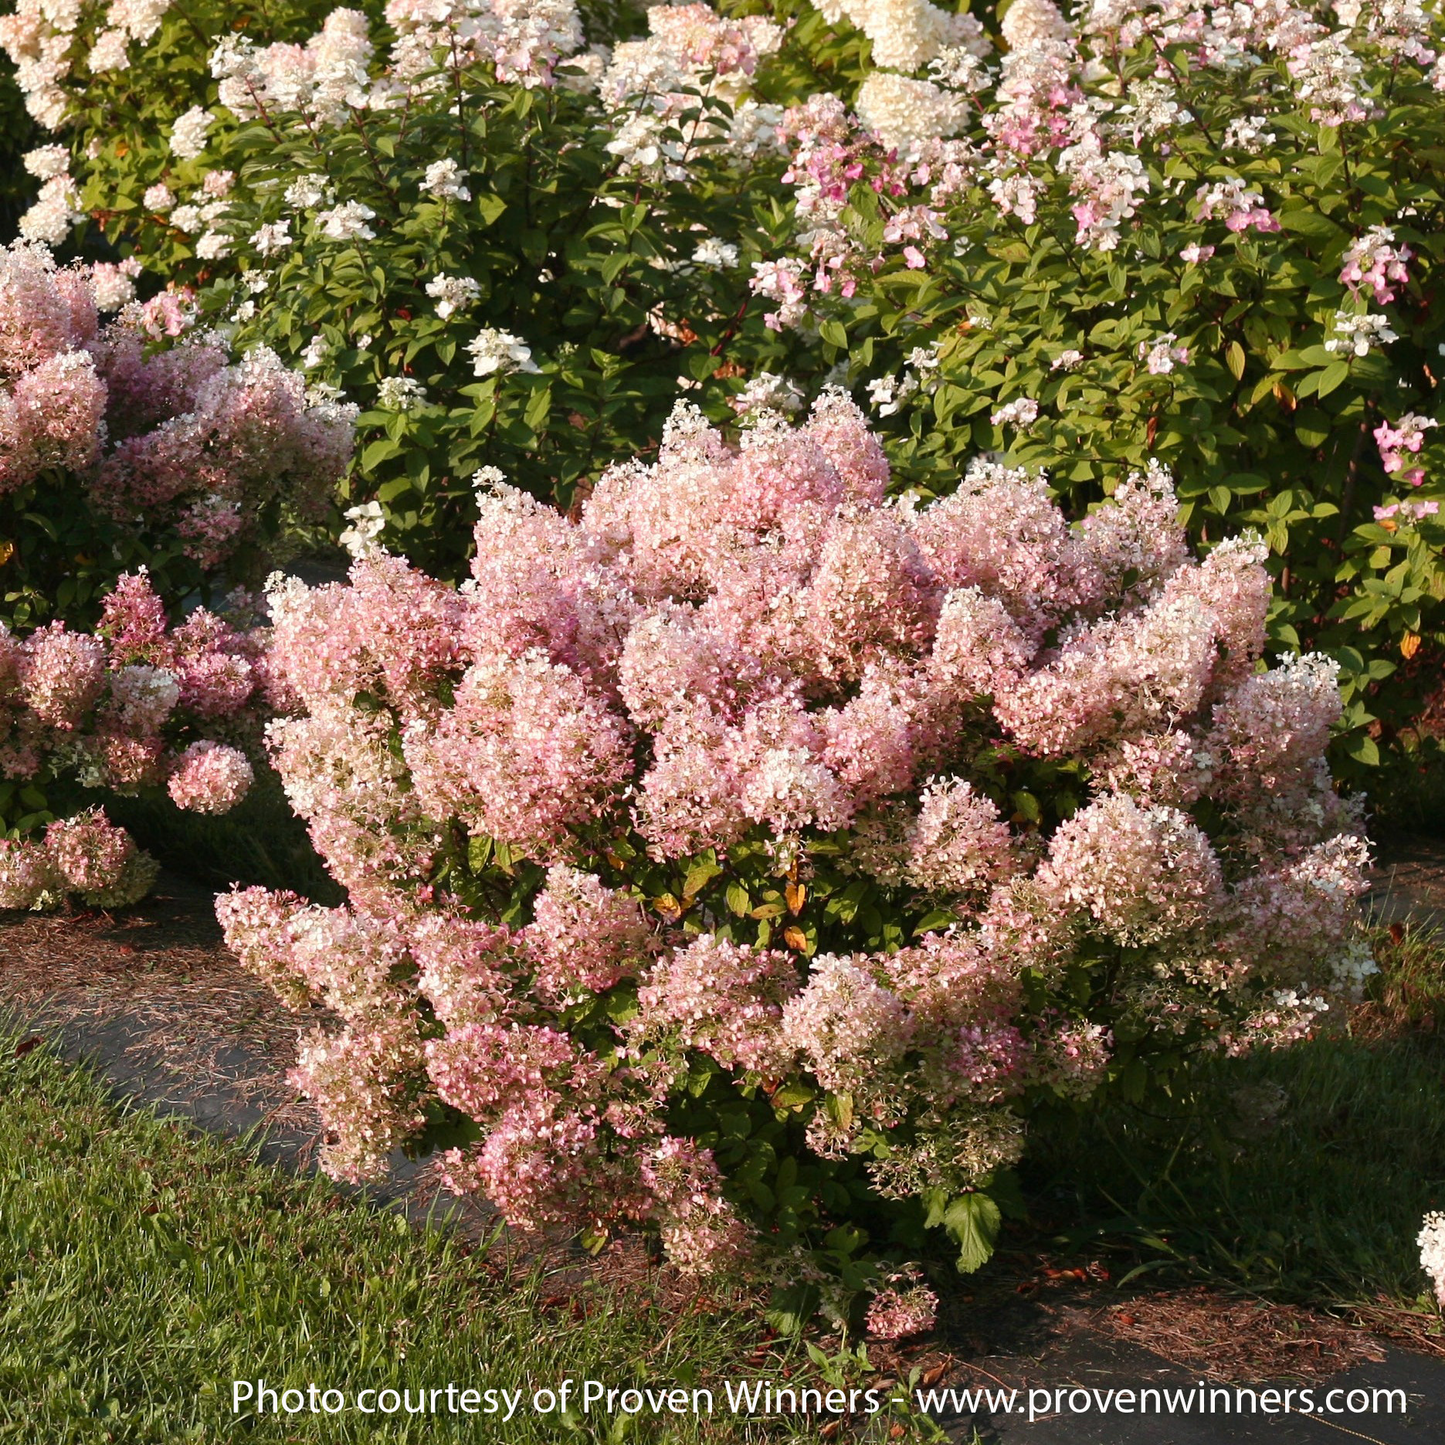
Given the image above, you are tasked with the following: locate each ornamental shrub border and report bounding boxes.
[5,0,1444,763]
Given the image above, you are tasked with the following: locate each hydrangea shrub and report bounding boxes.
[0,570,268,907]
[0,239,355,628]
[218,397,1373,1291]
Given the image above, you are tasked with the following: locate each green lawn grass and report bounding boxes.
[1025,925,1445,1325]
[0,1032,928,1444]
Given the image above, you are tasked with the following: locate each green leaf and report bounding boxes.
[770,1081,817,1112]
[724,881,751,916]
[923,1190,1002,1273]
[467,834,493,873]
[475,192,507,226]
[682,853,723,898]
[1344,733,1380,766]
[362,438,402,471]
[765,1283,820,1337]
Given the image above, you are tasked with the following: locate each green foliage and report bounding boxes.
[0,55,41,242]
[1029,927,1445,1310]
[0,471,212,631]
[199,82,769,576]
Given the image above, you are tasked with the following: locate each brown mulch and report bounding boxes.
[1093,1287,1387,1381]
[1346,1300,1445,1361]
[0,872,312,1134]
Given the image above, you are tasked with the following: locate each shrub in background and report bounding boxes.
[218,398,1372,1309]
[724,0,1445,762]
[0,239,355,628]
[2,0,794,577]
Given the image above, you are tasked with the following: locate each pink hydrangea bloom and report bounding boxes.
[211,401,1372,1282]
[167,740,255,814]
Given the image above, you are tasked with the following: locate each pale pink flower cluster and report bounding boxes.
[1374,413,1436,487]
[166,739,255,813]
[1037,793,1224,947]
[635,933,799,1076]
[1194,179,1280,234]
[865,1272,939,1340]
[291,1017,427,1182]
[17,140,84,248]
[0,243,354,565]
[0,0,80,129]
[220,400,1370,1272]
[523,864,653,1001]
[1375,499,1438,526]
[1340,226,1412,304]
[599,3,785,177]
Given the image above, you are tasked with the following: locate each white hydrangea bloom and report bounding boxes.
[467,329,541,376]
[170,105,214,159]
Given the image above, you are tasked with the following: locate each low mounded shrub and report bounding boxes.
[0,570,268,904]
[218,397,1373,1307]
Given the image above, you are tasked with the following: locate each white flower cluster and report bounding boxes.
[1325,311,1399,356]
[467,329,541,377]
[731,371,804,421]
[378,375,427,411]
[421,159,471,201]
[338,500,385,558]
[1137,333,1190,375]
[814,0,991,73]
[1222,114,1278,154]
[865,343,941,417]
[691,236,739,269]
[425,274,482,320]
[855,73,969,156]
[1420,1212,1445,1308]
[991,396,1040,428]
[170,105,214,160]
[316,200,376,242]
[251,220,292,256]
